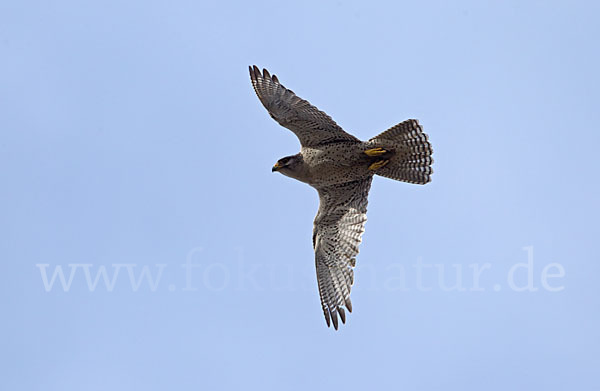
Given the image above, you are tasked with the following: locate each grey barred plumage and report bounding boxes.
[368,120,434,184]
[249,65,433,330]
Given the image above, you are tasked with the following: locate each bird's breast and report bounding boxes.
[301,143,372,187]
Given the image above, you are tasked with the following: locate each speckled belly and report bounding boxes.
[301,142,372,187]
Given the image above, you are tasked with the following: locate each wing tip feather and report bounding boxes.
[248,65,280,85]
[331,309,339,330]
[338,307,346,324]
[345,298,353,313]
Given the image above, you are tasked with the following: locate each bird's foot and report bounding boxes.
[364,147,388,157]
[369,159,389,170]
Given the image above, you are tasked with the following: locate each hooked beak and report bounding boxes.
[272,162,282,172]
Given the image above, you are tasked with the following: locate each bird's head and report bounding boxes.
[272,154,304,178]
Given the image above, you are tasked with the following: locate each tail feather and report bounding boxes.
[369,119,433,184]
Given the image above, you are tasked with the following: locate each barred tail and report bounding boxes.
[369,119,433,184]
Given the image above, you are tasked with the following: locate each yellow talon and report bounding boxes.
[369,159,389,170]
[364,147,387,157]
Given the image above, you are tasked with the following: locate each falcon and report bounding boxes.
[249,66,433,329]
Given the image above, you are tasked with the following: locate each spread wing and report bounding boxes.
[313,177,372,330]
[249,65,359,147]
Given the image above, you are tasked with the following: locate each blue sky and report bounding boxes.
[2,1,599,390]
